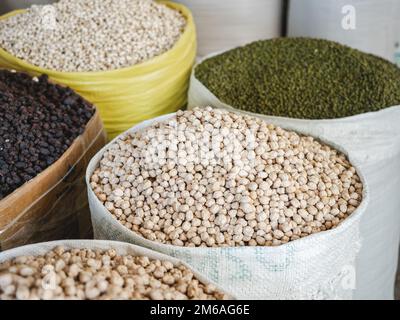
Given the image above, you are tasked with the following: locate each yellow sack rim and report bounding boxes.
[0,1,195,77]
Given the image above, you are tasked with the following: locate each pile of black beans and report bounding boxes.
[0,70,94,200]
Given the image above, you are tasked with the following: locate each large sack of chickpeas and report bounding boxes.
[0,0,196,139]
[0,240,231,300]
[0,70,107,251]
[176,0,282,57]
[187,38,400,299]
[288,0,400,63]
[87,109,369,300]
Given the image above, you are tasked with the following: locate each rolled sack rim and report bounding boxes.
[0,1,195,77]
[85,111,370,254]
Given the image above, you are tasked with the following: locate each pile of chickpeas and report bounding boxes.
[0,0,186,72]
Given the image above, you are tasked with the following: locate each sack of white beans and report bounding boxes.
[0,240,231,300]
[0,0,196,140]
[188,60,400,299]
[86,109,369,300]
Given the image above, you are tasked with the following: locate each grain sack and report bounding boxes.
[0,71,107,251]
[0,0,196,139]
[0,240,232,300]
[0,112,106,251]
[176,0,282,57]
[86,111,369,300]
[188,45,400,299]
[288,0,400,63]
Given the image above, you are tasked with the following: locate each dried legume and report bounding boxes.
[90,107,363,247]
[0,0,186,72]
[0,246,227,300]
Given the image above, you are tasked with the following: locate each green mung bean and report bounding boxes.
[195,38,400,119]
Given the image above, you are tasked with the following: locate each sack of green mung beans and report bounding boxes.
[86,108,369,300]
[0,240,231,300]
[176,0,282,57]
[187,38,400,300]
[288,0,400,63]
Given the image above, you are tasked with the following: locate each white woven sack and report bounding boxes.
[0,239,232,298]
[87,113,369,300]
[176,0,282,57]
[288,0,400,62]
[188,56,400,299]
